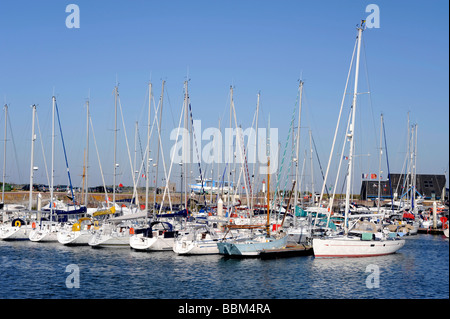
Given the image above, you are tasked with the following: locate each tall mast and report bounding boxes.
[113,85,118,205]
[153,80,165,212]
[412,123,418,212]
[183,81,189,211]
[2,104,7,204]
[344,21,364,234]
[377,114,383,212]
[29,104,37,211]
[145,82,152,211]
[294,81,303,207]
[228,86,233,211]
[250,92,260,213]
[309,130,314,206]
[51,96,56,216]
[266,159,270,236]
[266,115,271,236]
[85,99,90,206]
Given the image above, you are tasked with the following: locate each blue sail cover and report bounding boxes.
[54,206,87,215]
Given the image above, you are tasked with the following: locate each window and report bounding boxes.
[424,180,434,188]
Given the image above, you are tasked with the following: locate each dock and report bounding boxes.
[259,244,313,259]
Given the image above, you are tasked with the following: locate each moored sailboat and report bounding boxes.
[312,20,405,258]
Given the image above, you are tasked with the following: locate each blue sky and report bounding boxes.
[0,0,448,194]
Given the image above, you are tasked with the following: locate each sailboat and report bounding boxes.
[312,20,405,258]
[30,96,86,242]
[57,217,94,245]
[0,104,34,240]
[217,92,288,257]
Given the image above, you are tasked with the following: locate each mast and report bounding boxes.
[228,86,233,212]
[266,159,270,236]
[266,115,271,236]
[145,82,152,211]
[309,130,314,206]
[250,92,260,213]
[2,104,7,203]
[377,114,383,212]
[113,85,118,205]
[294,81,303,208]
[153,80,165,212]
[183,81,189,212]
[412,123,418,212]
[51,96,56,216]
[85,99,90,206]
[29,104,36,211]
[344,21,364,234]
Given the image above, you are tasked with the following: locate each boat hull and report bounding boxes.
[130,235,174,251]
[0,225,32,240]
[29,229,59,242]
[89,233,131,248]
[173,239,219,255]
[57,230,92,245]
[218,234,288,256]
[312,236,405,258]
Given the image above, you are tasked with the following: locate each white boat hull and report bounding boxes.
[130,234,174,251]
[29,229,59,242]
[0,225,32,240]
[57,230,92,245]
[88,233,131,248]
[173,239,219,255]
[312,236,405,258]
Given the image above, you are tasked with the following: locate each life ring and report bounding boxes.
[129,227,135,235]
[444,224,449,230]
[32,222,36,229]
[14,220,22,227]
[72,223,81,232]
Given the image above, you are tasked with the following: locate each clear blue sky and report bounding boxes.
[0,0,448,194]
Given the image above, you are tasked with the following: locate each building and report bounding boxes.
[360,173,446,200]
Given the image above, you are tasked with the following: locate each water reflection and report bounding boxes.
[0,234,448,299]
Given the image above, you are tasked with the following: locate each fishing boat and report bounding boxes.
[312,20,405,258]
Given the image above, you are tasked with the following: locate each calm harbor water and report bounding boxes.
[0,233,448,300]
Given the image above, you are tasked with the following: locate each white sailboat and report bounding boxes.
[29,97,59,242]
[312,20,405,258]
[57,217,94,245]
[173,217,235,255]
[0,104,33,240]
[129,220,180,251]
[0,217,33,240]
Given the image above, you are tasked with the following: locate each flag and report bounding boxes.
[343,156,349,160]
[362,173,368,179]
[370,174,377,179]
